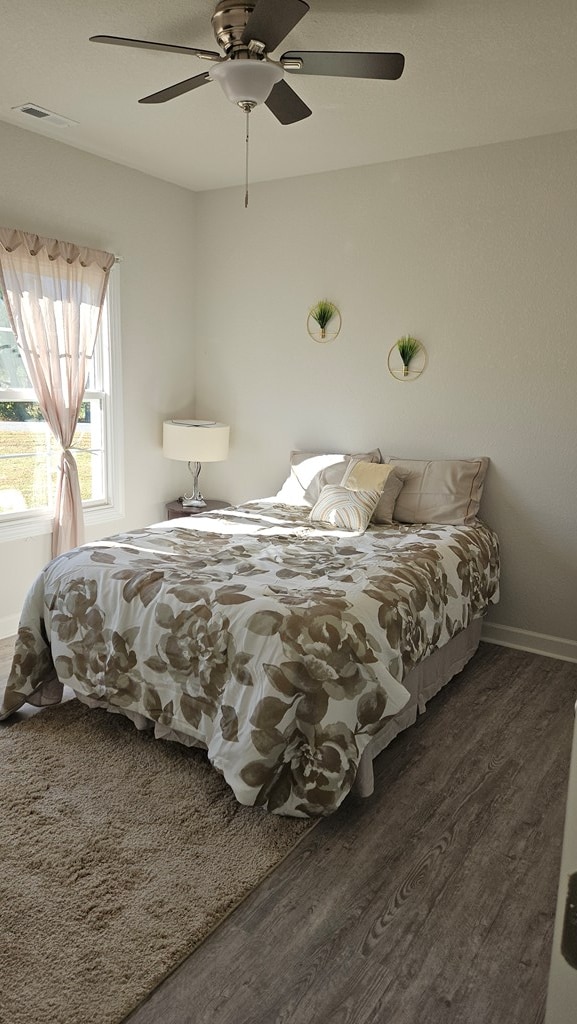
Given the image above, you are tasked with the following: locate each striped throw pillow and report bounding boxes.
[309,485,381,532]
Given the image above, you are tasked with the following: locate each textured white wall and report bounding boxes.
[0,120,198,632]
[195,131,577,645]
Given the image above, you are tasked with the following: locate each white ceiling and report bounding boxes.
[1,0,576,193]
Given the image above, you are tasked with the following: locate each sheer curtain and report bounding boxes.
[0,228,115,556]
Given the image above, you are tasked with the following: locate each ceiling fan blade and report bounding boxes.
[242,0,310,52]
[265,80,312,125]
[90,35,221,62]
[281,50,405,80]
[139,73,212,104]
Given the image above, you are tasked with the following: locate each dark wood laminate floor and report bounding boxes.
[121,643,577,1024]
[2,639,576,1023]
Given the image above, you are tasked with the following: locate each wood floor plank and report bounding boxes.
[122,643,577,1024]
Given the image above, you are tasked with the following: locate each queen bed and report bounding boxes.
[0,452,500,817]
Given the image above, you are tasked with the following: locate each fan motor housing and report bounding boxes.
[212,1,258,55]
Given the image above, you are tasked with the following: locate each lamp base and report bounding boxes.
[181,460,205,507]
[181,495,206,508]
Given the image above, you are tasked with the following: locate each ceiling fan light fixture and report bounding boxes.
[210,59,282,107]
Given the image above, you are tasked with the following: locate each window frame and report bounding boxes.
[0,265,124,541]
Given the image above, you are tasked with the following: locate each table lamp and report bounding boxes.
[163,419,230,507]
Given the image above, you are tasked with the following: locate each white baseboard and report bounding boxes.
[0,615,20,640]
[482,622,577,664]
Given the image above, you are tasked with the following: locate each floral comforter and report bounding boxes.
[1,501,499,816]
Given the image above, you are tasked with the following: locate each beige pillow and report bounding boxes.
[309,485,382,532]
[275,448,381,506]
[341,460,404,525]
[341,460,392,491]
[384,457,489,525]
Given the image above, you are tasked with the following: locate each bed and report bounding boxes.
[0,450,500,817]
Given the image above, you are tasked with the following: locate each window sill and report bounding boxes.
[0,497,125,543]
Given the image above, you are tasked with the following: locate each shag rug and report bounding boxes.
[0,700,314,1024]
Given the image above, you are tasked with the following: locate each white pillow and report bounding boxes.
[309,485,382,532]
[275,448,381,506]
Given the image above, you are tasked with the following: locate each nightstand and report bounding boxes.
[165,499,230,521]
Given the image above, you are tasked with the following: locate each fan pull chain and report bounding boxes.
[244,106,250,209]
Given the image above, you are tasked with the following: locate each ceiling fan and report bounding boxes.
[90,0,405,125]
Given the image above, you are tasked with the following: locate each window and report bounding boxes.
[0,269,123,538]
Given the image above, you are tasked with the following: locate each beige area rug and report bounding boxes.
[0,700,314,1024]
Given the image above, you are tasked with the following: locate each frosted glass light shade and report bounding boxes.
[210,60,283,106]
[163,420,230,463]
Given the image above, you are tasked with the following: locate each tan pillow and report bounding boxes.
[341,460,403,525]
[341,460,392,491]
[275,448,381,506]
[310,485,382,532]
[384,457,489,525]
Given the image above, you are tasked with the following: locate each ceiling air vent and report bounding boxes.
[12,104,79,128]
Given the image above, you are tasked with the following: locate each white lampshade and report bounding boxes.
[210,60,283,106]
[163,420,230,463]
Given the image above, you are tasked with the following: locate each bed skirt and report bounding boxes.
[352,619,483,798]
